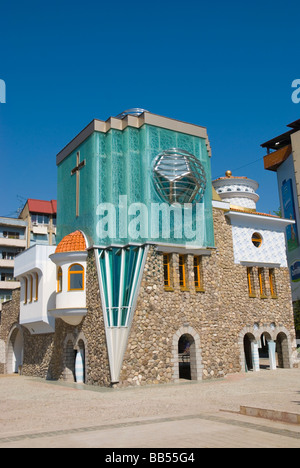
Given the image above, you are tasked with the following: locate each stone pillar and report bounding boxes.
[75,349,84,383]
[189,340,198,381]
[268,340,277,370]
[251,341,260,372]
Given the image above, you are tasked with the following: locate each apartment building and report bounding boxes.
[0,199,57,313]
[262,118,300,341]
[19,199,57,248]
[0,217,27,311]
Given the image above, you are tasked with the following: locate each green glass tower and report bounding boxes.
[57,110,214,248]
[56,109,215,383]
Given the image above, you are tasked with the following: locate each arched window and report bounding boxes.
[57,267,62,293]
[35,273,39,301]
[24,277,28,304]
[29,275,33,302]
[68,264,84,291]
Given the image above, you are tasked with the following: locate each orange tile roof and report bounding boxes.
[230,208,280,218]
[55,230,86,253]
[214,176,248,180]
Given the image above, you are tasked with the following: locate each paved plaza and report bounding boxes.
[0,369,300,448]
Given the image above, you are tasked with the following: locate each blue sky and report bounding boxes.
[0,0,299,216]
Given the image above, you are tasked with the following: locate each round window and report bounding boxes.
[252,232,263,248]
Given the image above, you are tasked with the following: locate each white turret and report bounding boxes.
[212,170,259,211]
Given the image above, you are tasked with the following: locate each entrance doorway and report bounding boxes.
[178,334,194,380]
[173,326,202,382]
[242,326,293,373]
[75,339,85,383]
[259,333,271,369]
[244,333,254,371]
[276,332,290,368]
[7,327,23,374]
[64,339,76,382]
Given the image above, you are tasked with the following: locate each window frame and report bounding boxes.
[194,256,204,292]
[269,268,278,299]
[35,273,39,301]
[24,277,28,304]
[179,254,188,291]
[258,267,267,298]
[32,213,50,225]
[57,266,62,293]
[68,263,84,291]
[247,267,256,298]
[29,275,33,303]
[163,253,173,291]
[252,232,263,248]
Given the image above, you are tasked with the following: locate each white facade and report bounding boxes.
[226,211,292,267]
[212,172,292,268]
[276,153,300,301]
[14,243,88,332]
[14,245,56,334]
[212,174,259,210]
[0,217,27,311]
[49,250,87,326]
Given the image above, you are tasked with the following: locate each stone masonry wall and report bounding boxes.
[0,207,296,385]
[0,251,111,385]
[18,250,111,385]
[118,207,296,386]
[0,289,21,374]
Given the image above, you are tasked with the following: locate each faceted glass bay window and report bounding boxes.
[97,245,147,328]
[153,148,206,204]
[95,245,149,383]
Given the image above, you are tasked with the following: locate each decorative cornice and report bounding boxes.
[56,112,211,165]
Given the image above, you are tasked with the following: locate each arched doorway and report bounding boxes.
[243,333,254,371]
[7,326,23,374]
[259,332,271,369]
[172,326,202,382]
[75,339,85,383]
[276,332,291,368]
[63,338,76,382]
[178,334,194,380]
[241,325,294,373]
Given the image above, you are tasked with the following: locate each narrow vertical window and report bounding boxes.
[163,254,172,289]
[247,267,256,297]
[258,268,267,298]
[194,256,204,291]
[35,273,39,301]
[29,275,33,302]
[24,277,28,304]
[269,268,278,298]
[68,264,84,291]
[179,255,187,290]
[57,267,62,293]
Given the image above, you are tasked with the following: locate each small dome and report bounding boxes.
[212,172,259,210]
[55,230,87,253]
